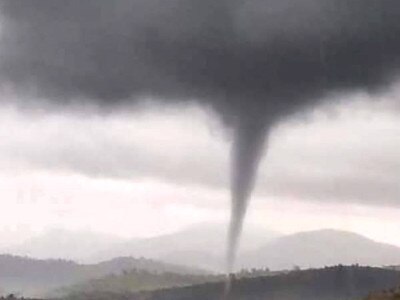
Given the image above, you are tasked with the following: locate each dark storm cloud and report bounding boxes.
[1,0,400,116]
[1,0,400,271]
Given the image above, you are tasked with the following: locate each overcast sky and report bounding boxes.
[1,1,400,269]
[1,88,400,248]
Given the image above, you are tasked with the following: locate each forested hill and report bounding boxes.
[59,269,222,297]
[365,286,400,299]
[3,265,400,300]
[103,266,400,300]
[0,255,201,297]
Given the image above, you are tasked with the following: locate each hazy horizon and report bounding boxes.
[1,95,400,252]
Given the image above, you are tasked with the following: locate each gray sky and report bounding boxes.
[1,0,400,255]
[1,88,400,247]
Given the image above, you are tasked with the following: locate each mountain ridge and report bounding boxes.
[240,229,400,270]
[0,254,202,297]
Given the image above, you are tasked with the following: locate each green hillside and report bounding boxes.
[0,255,202,297]
[87,266,400,300]
[59,269,221,297]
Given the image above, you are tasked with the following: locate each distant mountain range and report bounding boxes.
[0,255,201,297]
[90,223,280,271]
[239,229,400,270]
[5,223,279,271]
[4,227,400,273]
[93,227,400,272]
[2,227,400,297]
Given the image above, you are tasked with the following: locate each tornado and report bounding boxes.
[1,0,400,278]
[227,115,270,272]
